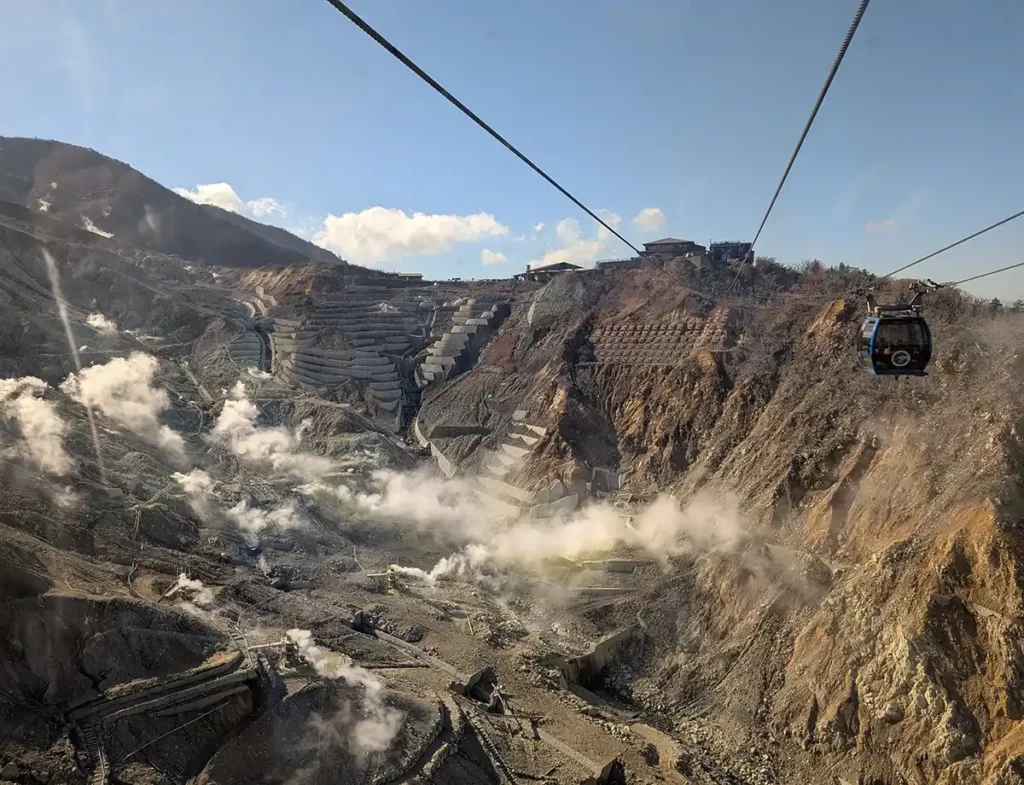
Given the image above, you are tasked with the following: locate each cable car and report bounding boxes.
[858,289,933,376]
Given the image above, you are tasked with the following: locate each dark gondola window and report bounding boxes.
[875,320,925,348]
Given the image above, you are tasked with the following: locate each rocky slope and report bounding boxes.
[415,260,1024,784]
[4,143,1024,783]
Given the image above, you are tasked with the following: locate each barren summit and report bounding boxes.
[0,137,341,269]
[1,142,1024,785]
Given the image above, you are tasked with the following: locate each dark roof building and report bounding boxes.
[516,260,583,282]
[709,241,753,264]
[640,238,707,258]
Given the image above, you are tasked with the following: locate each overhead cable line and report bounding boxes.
[943,260,1024,288]
[322,0,640,256]
[727,0,872,293]
[876,207,1024,281]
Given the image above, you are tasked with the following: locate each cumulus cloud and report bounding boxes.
[209,382,332,480]
[173,182,245,213]
[530,211,622,268]
[246,196,284,218]
[632,206,665,231]
[60,352,185,461]
[0,377,73,475]
[480,248,507,266]
[532,222,545,234]
[286,629,404,757]
[86,313,118,335]
[312,206,509,265]
[173,183,287,221]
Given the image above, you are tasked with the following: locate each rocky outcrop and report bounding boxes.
[416,264,1024,784]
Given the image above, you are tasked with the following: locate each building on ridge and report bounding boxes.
[709,241,753,265]
[639,237,707,259]
[516,260,583,283]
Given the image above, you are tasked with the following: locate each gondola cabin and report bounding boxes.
[858,296,932,376]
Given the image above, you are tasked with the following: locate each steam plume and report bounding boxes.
[60,352,186,462]
[356,468,746,584]
[173,468,308,543]
[0,377,73,475]
[169,573,214,607]
[209,382,332,479]
[86,313,118,335]
[42,247,106,480]
[286,629,404,757]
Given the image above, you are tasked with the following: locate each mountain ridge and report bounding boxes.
[0,135,342,269]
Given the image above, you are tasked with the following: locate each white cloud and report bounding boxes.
[864,218,896,235]
[173,183,245,213]
[481,249,507,266]
[632,206,665,231]
[863,188,931,237]
[174,183,290,224]
[247,197,284,218]
[532,222,546,234]
[313,206,508,265]
[531,211,622,268]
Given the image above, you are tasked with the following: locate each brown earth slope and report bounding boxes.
[416,261,1024,784]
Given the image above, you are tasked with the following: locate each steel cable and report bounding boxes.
[322,0,640,255]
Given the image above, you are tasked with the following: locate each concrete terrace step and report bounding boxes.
[294,352,357,367]
[501,443,530,459]
[484,461,511,479]
[471,488,523,518]
[293,363,361,383]
[495,451,519,468]
[509,431,540,446]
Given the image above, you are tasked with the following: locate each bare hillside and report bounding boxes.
[3,188,1024,784]
[0,136,342,268]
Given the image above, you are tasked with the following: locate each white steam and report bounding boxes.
[86,312,118,335]
[169,573,215,607]
[0,377,73,475]
[355,468,746,585]
[209,382,332,480]
[286,629,404,756]
[351,467,490,529]
[173,468,308,544]
[173,467,215,497]
[227,498,306,540]
[60,353,186,462]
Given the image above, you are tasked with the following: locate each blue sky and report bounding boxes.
[2,0,1024,298]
